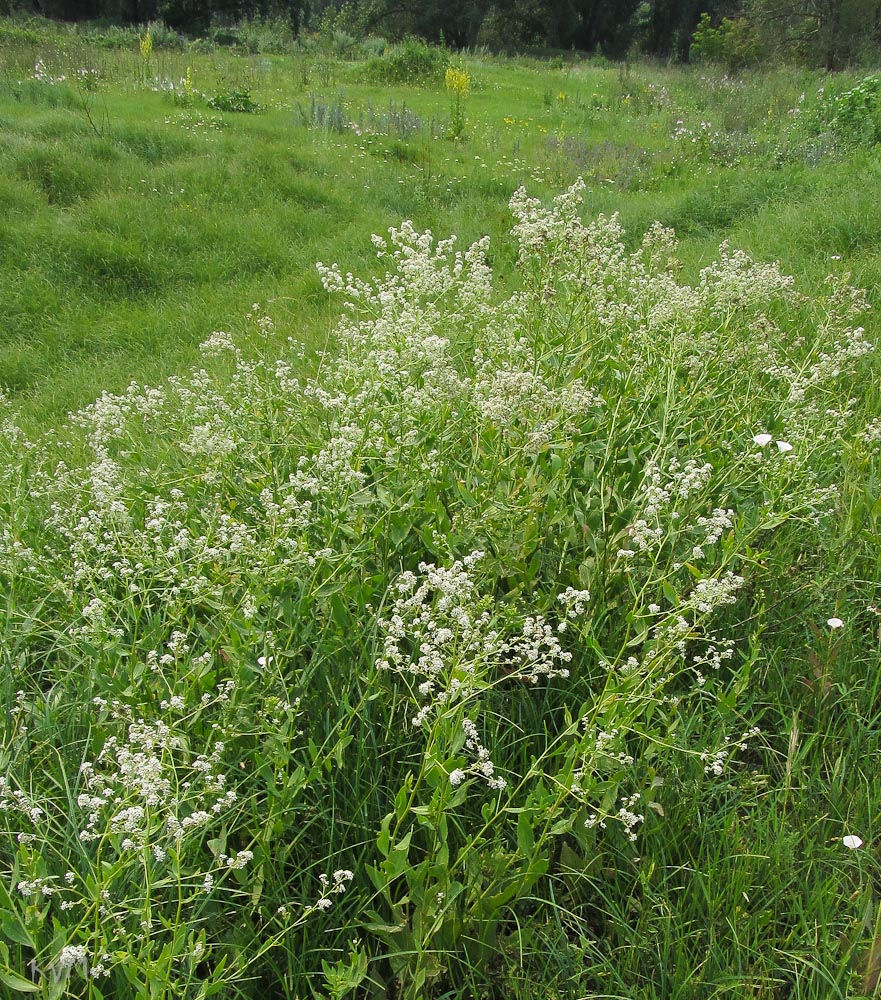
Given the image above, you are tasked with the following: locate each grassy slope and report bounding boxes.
[1,43,880,423]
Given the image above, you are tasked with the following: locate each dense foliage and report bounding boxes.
[3,0,881,64]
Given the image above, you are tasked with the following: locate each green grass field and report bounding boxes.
[2,19,881,1000]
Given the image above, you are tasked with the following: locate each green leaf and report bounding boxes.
[484,855,549,911]
[388,512,414,547]
[377,813,393,858]
[548,816,573,836]
[392,830,412,857]
[333,733,354,769]
[361,910,403,935]
[0,911,35,949]
[394,783,410,822]
[0,970,40,993]
[516,812,535,856]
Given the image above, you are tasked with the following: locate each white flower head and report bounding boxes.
[776,440,793,453]
[56,945,88,975]
[827,617,844,629]
[843,834,863,849]
[752,433,773,447]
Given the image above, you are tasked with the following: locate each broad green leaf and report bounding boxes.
[0,970,40,993]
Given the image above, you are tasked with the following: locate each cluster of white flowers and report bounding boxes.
[316,206,608,473]
[699,241,795,311]
[701,727,761,776]
[619,457,714,559]
[500,615,573,683]
[375,553,499,726]
[689,636,736,688]
[217,850,254,870]
[508,177,590,263]
[616,793,645,842]
[507,178,813,403]
[584,792,644,843]
[588,726,635,766]
[77,714,235,851]
[17,876,57,897]
[304,868,354,913]
[377,555,586,728]
[685,572,745,616]
[695,508,735,547]
[458,717,506,791]
[289,424,369,498]
[55,944,88,975]
[183,417,237,458]
[472,366,603,450]
[861,417,881,448]
[0,776,44,826]
[199,328,239,356]
[557,587,592,618]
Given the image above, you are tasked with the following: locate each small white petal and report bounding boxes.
[843,835,863,849]
[752,433,773,447]
[827,617,844,629]
[776,440,793,453]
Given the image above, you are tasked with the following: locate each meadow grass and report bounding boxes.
[1,19,881,1000]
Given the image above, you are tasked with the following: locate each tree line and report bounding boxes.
[4,0,880,66]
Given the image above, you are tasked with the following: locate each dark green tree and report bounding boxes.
[573,0,643,53]
[10,0,308,32]
[747,0,881,65]
[643,0,730,57]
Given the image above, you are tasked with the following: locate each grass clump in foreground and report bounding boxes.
[1,177,880,999]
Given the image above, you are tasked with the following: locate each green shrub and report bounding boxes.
[690,13,763,69]
[0,179,874,997]
[358,35,387,59]
[207,88,262,113]
[87,24,138,50]
[296,93,351,132]
[232,16,299,55]
[331,28,356,56]
[830,75,881,146]
[209,26,246,49]
[0,22,41,45]
[362,36,447,86]
[143,19,188,50]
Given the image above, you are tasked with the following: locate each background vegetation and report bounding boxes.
[1,15,881,1000]
[3,0,881,66]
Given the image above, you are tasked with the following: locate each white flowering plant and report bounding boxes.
[0,178,876,997]
[0,647,341,997]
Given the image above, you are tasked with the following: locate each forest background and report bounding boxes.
[4,0,881,72]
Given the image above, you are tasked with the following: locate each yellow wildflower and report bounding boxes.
[139,28,153,60]
[445,66,471,97]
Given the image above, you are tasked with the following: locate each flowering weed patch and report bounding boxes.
[2,24,881,996]
[0,175,879,996]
